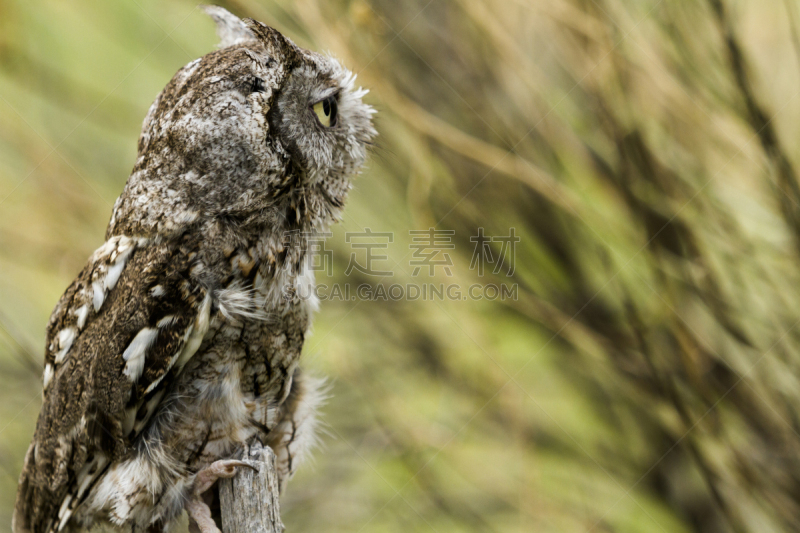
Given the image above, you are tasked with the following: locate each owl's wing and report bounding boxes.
[13,235,210,533]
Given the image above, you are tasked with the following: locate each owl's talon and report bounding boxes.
[186,459,255,533]
[192,459,254,495]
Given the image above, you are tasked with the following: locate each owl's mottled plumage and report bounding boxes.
[13,7,375,533]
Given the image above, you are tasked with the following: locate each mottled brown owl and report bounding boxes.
[13,6,376,533]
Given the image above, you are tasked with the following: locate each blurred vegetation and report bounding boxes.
[3,0,800,531]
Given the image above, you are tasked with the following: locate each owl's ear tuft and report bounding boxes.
[202,5,256,48]
[242,18,301,62]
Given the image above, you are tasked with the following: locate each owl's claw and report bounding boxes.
[186,459,255,533]
[193,459,253,495]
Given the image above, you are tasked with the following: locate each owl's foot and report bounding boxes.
[187,460,253,533]
[193,459,252,495]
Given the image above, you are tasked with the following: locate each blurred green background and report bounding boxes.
[3,0,800,531]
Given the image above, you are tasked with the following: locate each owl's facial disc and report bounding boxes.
[266,55,376,190]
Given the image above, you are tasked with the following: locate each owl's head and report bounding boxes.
[109,7,376,236]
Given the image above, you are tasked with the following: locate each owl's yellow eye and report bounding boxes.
[312,95,338,128]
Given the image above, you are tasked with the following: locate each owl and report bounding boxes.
[13,7,376,533]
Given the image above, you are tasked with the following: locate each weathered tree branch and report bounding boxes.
[218,442,284,533]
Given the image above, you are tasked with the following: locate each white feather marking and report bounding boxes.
[92,281,104,312]
[115,236,134,257]
[57,495,72,531]
[150,285,165,297]
[53,348,68,365]
[177,293,211,368]
[76,470,94,500]
[105,240,135,291]
[104,259,125,291]
[43,363,54,389]
[90,236,142,311]
[54,327,76,364]
[92,238,117,261]
[57,327,75,349]
[75,453,107,500]
[74,304,89,329]
[122,328,158,381]
[157,315,177,328]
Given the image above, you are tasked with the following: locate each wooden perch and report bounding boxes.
[218,441,284,533]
